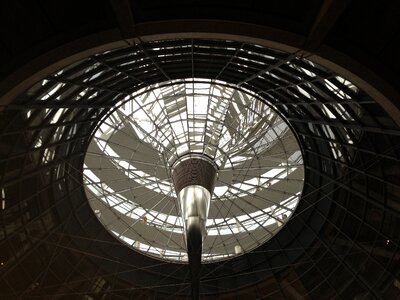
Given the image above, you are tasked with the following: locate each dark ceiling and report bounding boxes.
[0,1,400,299]
[0,0,399,90]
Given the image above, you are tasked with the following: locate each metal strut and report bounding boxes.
[171,155,217,299]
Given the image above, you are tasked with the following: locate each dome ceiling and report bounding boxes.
[0,1,400,299]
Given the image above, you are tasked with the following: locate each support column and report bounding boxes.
[171,155,217,299]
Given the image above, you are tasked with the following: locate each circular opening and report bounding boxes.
[84,78,304,263]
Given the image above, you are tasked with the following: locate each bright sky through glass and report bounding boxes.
[84,79,304,263]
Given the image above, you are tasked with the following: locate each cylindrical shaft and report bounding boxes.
[171,155,217,299]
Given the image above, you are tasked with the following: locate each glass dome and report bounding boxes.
[83,79,304,263]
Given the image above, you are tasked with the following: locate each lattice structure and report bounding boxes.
[1,38,400,299]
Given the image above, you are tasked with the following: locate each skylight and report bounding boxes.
[84,79,304,263]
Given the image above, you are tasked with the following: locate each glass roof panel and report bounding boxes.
[84,79,304,263]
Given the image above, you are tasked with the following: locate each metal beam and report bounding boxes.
[305,0,351,51]
[281,279,306,300]
[333,238,400,261]
[109,0,136,39]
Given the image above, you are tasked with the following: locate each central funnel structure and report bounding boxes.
[171,154,217,298]
[84,79,305,298]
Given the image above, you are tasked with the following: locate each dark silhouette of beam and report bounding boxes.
[305,0,351,51]
[109,0,136,39]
